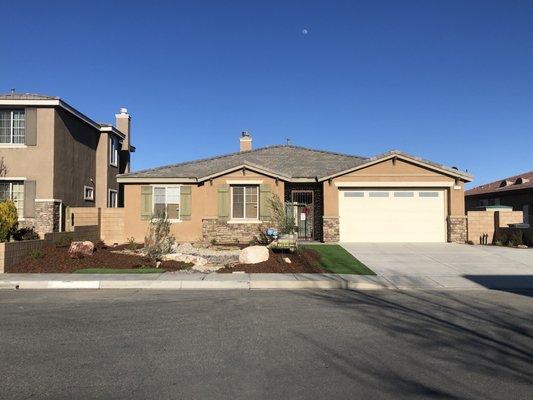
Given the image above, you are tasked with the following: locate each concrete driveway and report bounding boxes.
[341,243,533,289]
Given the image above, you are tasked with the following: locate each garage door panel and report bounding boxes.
[339,189,445,242]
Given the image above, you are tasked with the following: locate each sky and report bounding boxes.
[2,0,532,187]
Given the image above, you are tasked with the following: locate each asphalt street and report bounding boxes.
[1,289,532,399]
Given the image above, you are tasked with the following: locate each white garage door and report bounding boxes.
[339,189,446,242]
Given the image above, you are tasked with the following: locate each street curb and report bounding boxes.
[2,275,532,291]
[0,279,390,290]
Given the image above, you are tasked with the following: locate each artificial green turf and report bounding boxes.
[73,268,165,274]
[300,244,375,275]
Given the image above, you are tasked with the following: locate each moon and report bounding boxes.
[302,28,309,35]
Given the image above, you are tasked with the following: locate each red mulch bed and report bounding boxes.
[7,244,192,273]
[218,249,326,273]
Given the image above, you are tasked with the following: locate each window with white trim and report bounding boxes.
[0,110,25,144]
[153,186,180,220]
[231,185,258,220]
[84,186,94,201]
[108,189,118,208]
[109,136,119,167]
[0,181,24,218]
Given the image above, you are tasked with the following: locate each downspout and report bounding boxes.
[58,201,63,232]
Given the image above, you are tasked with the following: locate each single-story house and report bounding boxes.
[465,171,533,225]
[117,133,472,243]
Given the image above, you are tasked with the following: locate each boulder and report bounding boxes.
[239,246,269,264]
[68,241,95,258]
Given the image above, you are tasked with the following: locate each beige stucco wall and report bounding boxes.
[323,158,465,218]
[122,169,285,243]
[0,107,55,198]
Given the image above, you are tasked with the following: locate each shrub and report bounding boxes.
[13,227,40,241]
[494,228,528,247]
[126,236,137,251]
[0,200,18,242]
[144,212,175,262]
[509,230,523,247]
[267,194,295,235]
[29,249,43,261]
[54,233,73,247]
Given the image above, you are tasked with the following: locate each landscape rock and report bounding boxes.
[68,241,95,258]
[239,246,269,264]
[162,253,208,267]
[192,263,224,273]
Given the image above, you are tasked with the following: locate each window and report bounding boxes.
[369,191,389,197]
[84,186,94,201]
[0,110,25,144]
[231,185,258,220]
[394,192,414,197]
[0,181,24,218]
[344,191,364,197]
[419,191,439,198]
[109,136,119,166]
[153,186,180,220]
[108,189,118,208]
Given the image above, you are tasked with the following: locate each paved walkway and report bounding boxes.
[341,243,533,289]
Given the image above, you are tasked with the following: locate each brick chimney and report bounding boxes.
[115,107,131,151]
[240,131,252,152]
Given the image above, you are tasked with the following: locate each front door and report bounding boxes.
[291,190,314,240]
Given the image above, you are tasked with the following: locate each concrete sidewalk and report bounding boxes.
[1,272,533,290]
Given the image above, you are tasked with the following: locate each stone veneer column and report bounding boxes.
[34,200,61,235]
[447,215,467,243]
[322,216,340,242]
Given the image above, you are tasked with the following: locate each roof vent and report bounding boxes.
[499,180,512,187]
[514,177,529,185]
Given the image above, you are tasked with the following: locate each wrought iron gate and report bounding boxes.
[290,190,314,240]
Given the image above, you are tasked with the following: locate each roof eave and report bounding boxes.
[0,98,107,133]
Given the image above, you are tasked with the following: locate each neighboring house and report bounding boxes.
[465,171,533,225]
[0,92,135,235]
[118,132,472,243]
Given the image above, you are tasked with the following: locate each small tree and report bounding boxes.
[0,200,18,242]
[144,212,175,263]
[267,194,295,234]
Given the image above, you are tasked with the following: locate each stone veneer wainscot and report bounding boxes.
[202,218,271,244]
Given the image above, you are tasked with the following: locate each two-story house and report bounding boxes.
[0,92,134,235]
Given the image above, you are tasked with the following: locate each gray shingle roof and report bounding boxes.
[0,92,59,100]
[121,145,368,180]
